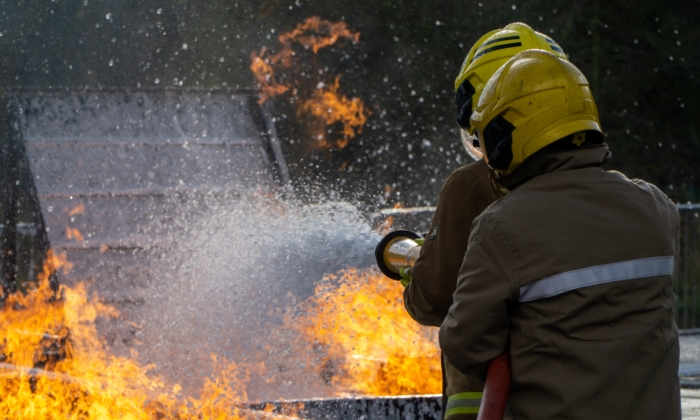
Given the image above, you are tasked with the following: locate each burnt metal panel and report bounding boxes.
[1,88,288,302]
[250,396,442,420]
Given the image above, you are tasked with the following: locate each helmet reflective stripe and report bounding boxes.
[454,23,569,159]
[543,37,565,53]
[445,392,483,418]
[550,45,564,53]
[474,35,520,52]
[471,41,523,62]
[519,256,674,302]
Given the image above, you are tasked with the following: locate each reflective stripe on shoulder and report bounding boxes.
[445,391,482,417]
[519,256,674,303]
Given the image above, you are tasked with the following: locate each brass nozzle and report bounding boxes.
[375,230,422,280]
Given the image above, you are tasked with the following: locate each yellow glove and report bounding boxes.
[399,238,423,287]
[399,267,412,287]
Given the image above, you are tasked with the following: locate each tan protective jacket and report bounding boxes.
[404,159,497,327]
[440,145,680,420]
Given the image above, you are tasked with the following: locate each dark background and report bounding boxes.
[1,0,698,210]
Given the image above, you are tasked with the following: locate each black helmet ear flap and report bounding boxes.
[455,80,476,129]
[483,115,515,171]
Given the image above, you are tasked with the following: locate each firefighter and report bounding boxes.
[402,23,567,419]
[439,49,680,419]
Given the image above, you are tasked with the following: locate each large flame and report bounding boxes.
[1,236,439,416]
[0,250,270,419]
[293,268,442,396]
[249,16,369,150]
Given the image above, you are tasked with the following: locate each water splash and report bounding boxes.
[135,194,382,401]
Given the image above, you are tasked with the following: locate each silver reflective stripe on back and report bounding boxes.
[519,256,674,303]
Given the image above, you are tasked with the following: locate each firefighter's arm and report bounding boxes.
[439,214,517,380]
[404,169,496,327]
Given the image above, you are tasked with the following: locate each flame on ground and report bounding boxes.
[292,268,442,396]
[1,252,439,417]
[249,16,369,150]
[0,250,271,419]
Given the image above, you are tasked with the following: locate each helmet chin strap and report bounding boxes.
[489,168,511,198]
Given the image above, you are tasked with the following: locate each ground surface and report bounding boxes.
[680,335,700,417]
[683,389,700,418]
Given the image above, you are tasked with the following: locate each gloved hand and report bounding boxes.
[398,238,423,287]
[399,267,412,287]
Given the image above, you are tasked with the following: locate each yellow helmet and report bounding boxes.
[455,23,567,160]
[471,49,603,175]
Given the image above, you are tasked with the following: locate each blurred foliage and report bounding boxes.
[0,0,698,209]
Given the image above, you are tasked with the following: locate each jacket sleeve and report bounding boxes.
[404,166,496,327]
[439,214,517,380]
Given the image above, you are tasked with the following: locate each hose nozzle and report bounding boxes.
[374,230,422,280]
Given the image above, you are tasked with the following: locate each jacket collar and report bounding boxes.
[496,144,611,191]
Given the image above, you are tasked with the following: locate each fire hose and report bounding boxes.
[375,230,511,420]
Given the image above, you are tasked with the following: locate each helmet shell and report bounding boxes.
[454,23,568,134]
[471,50,603,175]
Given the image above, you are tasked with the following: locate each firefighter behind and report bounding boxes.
[439,49,680,419]
[401,23,568,419]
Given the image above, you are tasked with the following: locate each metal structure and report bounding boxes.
[676,204,700,329]
[249,395,441,419]
[0,87,290,302]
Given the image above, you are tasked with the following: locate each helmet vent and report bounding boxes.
[483,115,515,171]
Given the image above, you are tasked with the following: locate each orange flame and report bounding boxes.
[2,241,439,416]
[0,251,273,419]
[68,204,85,216]
[250,17,360,105]
[297,77,370,149]
[278,16,360,56]
[293,268,441,396]
[250,47,290,105]
[250,16,369,151]
[66,227,85,242]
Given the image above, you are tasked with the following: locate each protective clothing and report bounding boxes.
[454,22,567,160]
[404,159,498,420]
[439,144,681,420]
[470,49,602,175]
[404,159,497,327]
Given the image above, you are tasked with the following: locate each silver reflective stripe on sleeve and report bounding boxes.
[519,256,675,303]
